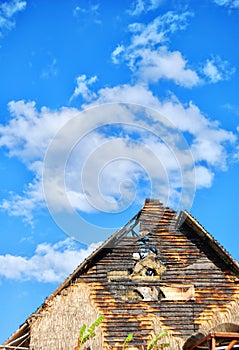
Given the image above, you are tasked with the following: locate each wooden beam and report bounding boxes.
[6,333,29,346]
[188,334,211,349]
[0,346,29,349]
[211,334,216,350]
[213,332,239,339]
[188,332,239,350]
[226,339,238,350]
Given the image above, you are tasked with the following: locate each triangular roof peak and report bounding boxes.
[28,199,239,304]
[3,199,239,347]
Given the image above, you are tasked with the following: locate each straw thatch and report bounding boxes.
[3,200,239,350]
[29,282,103,350]
[198,297,239,335]
[183,298,239,349]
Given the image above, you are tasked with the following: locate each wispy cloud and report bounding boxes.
[73,3,100,16]
[128,0,164,16]
[0,9,237,226]
[213,0,239,8]
[113,12,235,87]
[0,239,101,282]
[0,178,43,225]
[0,0,26,38]
[70,74,97,102]
[73,3,101,24]
[128,11,193,46]
[112,11,200,87]
[223,103,239,116]
[202,56,236,83]
[41,58,58,79]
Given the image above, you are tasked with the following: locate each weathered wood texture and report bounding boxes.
[5,200,239,350]
[68,200,239,349]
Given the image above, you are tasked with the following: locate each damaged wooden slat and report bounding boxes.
[2,199,239,350]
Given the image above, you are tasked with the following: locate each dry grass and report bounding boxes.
[184,298,239,350]
[29,282,103,350]
[199,298,239,335]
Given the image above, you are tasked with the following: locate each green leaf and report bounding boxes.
[88,315,104,334]
[147,331,168,350]
[122,333,133,349]
[78,324,86,343]
[77,316,104,348]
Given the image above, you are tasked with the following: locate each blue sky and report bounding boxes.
[0,0,239,343]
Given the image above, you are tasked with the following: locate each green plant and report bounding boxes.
[75,318,170,350]
[122,333,133,349]
[147,331,169,350]
[76,315,104,349]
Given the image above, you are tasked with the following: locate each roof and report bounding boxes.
[3,199,239,347]
[178,210,239,275]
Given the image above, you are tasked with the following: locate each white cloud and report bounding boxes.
[152,96,236,169]
[131,46,200,87]
[111,45,125,64]
[192,138,227,167]
[73,3,100,16]
[128,0,163,16]
[112,11,200,87]
[0,82,237,224]
[96,83,159,106]
[0,0,26,37]
[94,83,235,169]
[113,12,235,87]
[214,0,228,4]
[0,100,78,163]
[203,60,222,83]
[70,74,98,102]
[202,56,235,83]
[213,0,239,8]
[128,11,193,47]
[73,3,101,24]
[0,239,101,282]
[41,101,194,216]
[0,101,79,221]
[0,179,43,225]
[128,0,145,16]
[195,166,214,188]
[64,133,186,213]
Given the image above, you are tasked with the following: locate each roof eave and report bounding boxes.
[2,321,29,347]
[179,210,239,275]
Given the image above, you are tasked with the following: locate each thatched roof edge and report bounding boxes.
[2,209,141,346]
[3,200,239,347]
[2,321,29,347]
[179,210,239,275]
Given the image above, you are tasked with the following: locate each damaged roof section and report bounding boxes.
[179,210,239,275]
[2,199,239,350]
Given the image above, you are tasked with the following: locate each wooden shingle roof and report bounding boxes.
[2,199,239,349]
